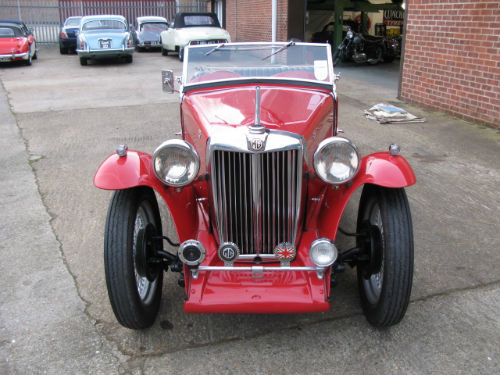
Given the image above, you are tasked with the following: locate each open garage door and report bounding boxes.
[306,0,405,91]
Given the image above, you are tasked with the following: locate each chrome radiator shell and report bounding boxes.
[208,127,303,255]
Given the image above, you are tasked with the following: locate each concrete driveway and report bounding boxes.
[1,47,499,374]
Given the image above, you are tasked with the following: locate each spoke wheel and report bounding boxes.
[104,187,163,329]
[356,184,413,327]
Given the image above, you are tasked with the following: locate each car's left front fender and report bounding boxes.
[313,152,416,240]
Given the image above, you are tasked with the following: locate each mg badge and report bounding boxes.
[274,242,296,261]
[222,247,235,259]
[251,138,263,151]
[218,242,240,264]
[246,130,268,151]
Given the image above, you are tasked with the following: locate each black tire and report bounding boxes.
[60,45,67,54]
[370,47,383,65]
[178,46,184,62]
[24,47,32,66]
[356,184,413,327]
[104,187,163,329]
[160,38,168,56]
[33,44,37,59]
[383,55,395,63]
[126,55,133,63]
[79,57,87,66]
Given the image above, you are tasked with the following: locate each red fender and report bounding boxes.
[94,151,197,241]
[317,152,416,240]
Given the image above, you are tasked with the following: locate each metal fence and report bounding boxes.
[0,0,207,43]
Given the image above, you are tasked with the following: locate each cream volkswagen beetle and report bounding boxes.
[159,12,230,61]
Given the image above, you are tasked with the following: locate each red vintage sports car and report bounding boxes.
[0,20,37,65]
[95,42,416,329]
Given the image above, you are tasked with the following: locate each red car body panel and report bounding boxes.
[314,153,416,239]
[181,84,335,175]
[94,151,198,241]
[0,37,30,60]
[94,83,416,313]
[184,202,330,313]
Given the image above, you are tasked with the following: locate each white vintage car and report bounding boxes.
[159,12,230,61]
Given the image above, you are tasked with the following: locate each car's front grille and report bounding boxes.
[211,149,302,255]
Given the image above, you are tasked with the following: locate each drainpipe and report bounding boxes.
[398,0,408,99]
[272,0,277,42]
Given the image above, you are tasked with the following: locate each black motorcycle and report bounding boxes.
[333,27,395,66]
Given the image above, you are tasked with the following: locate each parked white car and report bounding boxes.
[131,16,168,51]
[160,12,230,61]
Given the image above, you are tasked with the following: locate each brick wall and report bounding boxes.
[225,0,288,42]
[400,0,500,127]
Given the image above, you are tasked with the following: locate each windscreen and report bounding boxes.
[185,15,215,26]
[184,42,333,86]
[181,14,219,27]
[65,18,81,27]
[0,26,22,37]
[82,19,126,31]
[141,22,168,31]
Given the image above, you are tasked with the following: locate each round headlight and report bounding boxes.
[178,240,206,267]
[309,238,338,267]
[313,137,360,184]
[153,140,199,186]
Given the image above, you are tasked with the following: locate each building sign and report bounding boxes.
[383,9,404,26]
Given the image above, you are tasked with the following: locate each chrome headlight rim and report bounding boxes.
[313,136,360,185]
[152,139,200,187]
[309,238,338,268]
[178,239,206,267]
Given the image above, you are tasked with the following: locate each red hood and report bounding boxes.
[183,85,333,133]
[0,37,27,54]
[181,84,336,174]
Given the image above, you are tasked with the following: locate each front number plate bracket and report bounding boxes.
[252,266,264,278]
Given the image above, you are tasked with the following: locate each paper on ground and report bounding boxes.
[364,103,426,124]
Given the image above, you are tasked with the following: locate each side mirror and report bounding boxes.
[162,69,175,93]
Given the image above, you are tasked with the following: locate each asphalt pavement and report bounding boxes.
[1,47,499,374]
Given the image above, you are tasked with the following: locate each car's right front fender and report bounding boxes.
[94,151,198,241]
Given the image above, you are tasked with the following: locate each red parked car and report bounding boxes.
[0,20,37,65]
[94,42,416,329]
